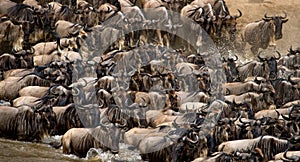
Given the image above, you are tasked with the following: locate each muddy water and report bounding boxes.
[0,137,143,162]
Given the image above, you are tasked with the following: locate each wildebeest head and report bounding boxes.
[258,51,281,80]
[92,123,121,154]
[34,105,57,139]
[223,55,239,82]
[97,3,120,23]
[263,12,288,40]
[170,128,205,161]
[224,9,242,35]
[289,46,300,55]
[0,16,25,53]
[7,4,35,23]
[168,0,187,12]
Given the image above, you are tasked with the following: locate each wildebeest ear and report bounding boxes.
[282,19,289,23]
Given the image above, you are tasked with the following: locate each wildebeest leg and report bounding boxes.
[163,32,170,48]
[125,33,130,48]
[139,30,148,45]
[156,30,163,46]
[133,31,141,47]
[117,37,126,50]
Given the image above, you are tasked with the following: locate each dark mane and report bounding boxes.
[2,106,48,141]
[14,107,39,141]
[59,5,74,21]
[7,3,35,22]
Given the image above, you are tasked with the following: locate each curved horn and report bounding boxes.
[275,51,281,60]
[191,118,202,129]
[234,113,242,122]
[235,9,242,18]
[281,114,292,121]
[100,118,113,127]
[274,110,280,118]
[81,79,88,87]
[49,85,60,95]
[282,148,295,161]
[183,132,199,144]
[289,105,296,118]
[17,72,40,82]
[289,45,296,55]
[239,117,250,125]
[233,55,238,61]
[258,51,265,61]
[193,16,204,23]
[27,47,35,54]
[225,88,230,95]
[193,8,204,22]
[107,6,111,13]
[13,49,27,55]
[288,74,297,85]
[72,87,80,96]
[127,103,139,109]
[281,11,287,19]
[172,117,180,128]
[264,12,272,19]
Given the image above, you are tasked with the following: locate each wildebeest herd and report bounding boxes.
[0,0,299,161]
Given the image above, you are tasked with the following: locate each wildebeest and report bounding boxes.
[138,128,207,162]
[124,127,165,148]
[254,106,293,119]
[0,105,56,141]
[18,86,49,98]
[0,49,34,71]
[52,103,83,135]
[271,77,300,107]
[275,149,300,161]
[0,17,24,54]
[55,20,88,39]
[146,109,178,128]
[2,2,55,47]
[143,0,171,47]
[33,37,81,56]
[242,12,288,55]
[0,75,50,101]
[53,123,122,157]
[218,135,290,161]
[12,96,40,107]
[237,51,281,81]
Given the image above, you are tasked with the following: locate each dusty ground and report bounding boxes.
[226,0,300,57]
